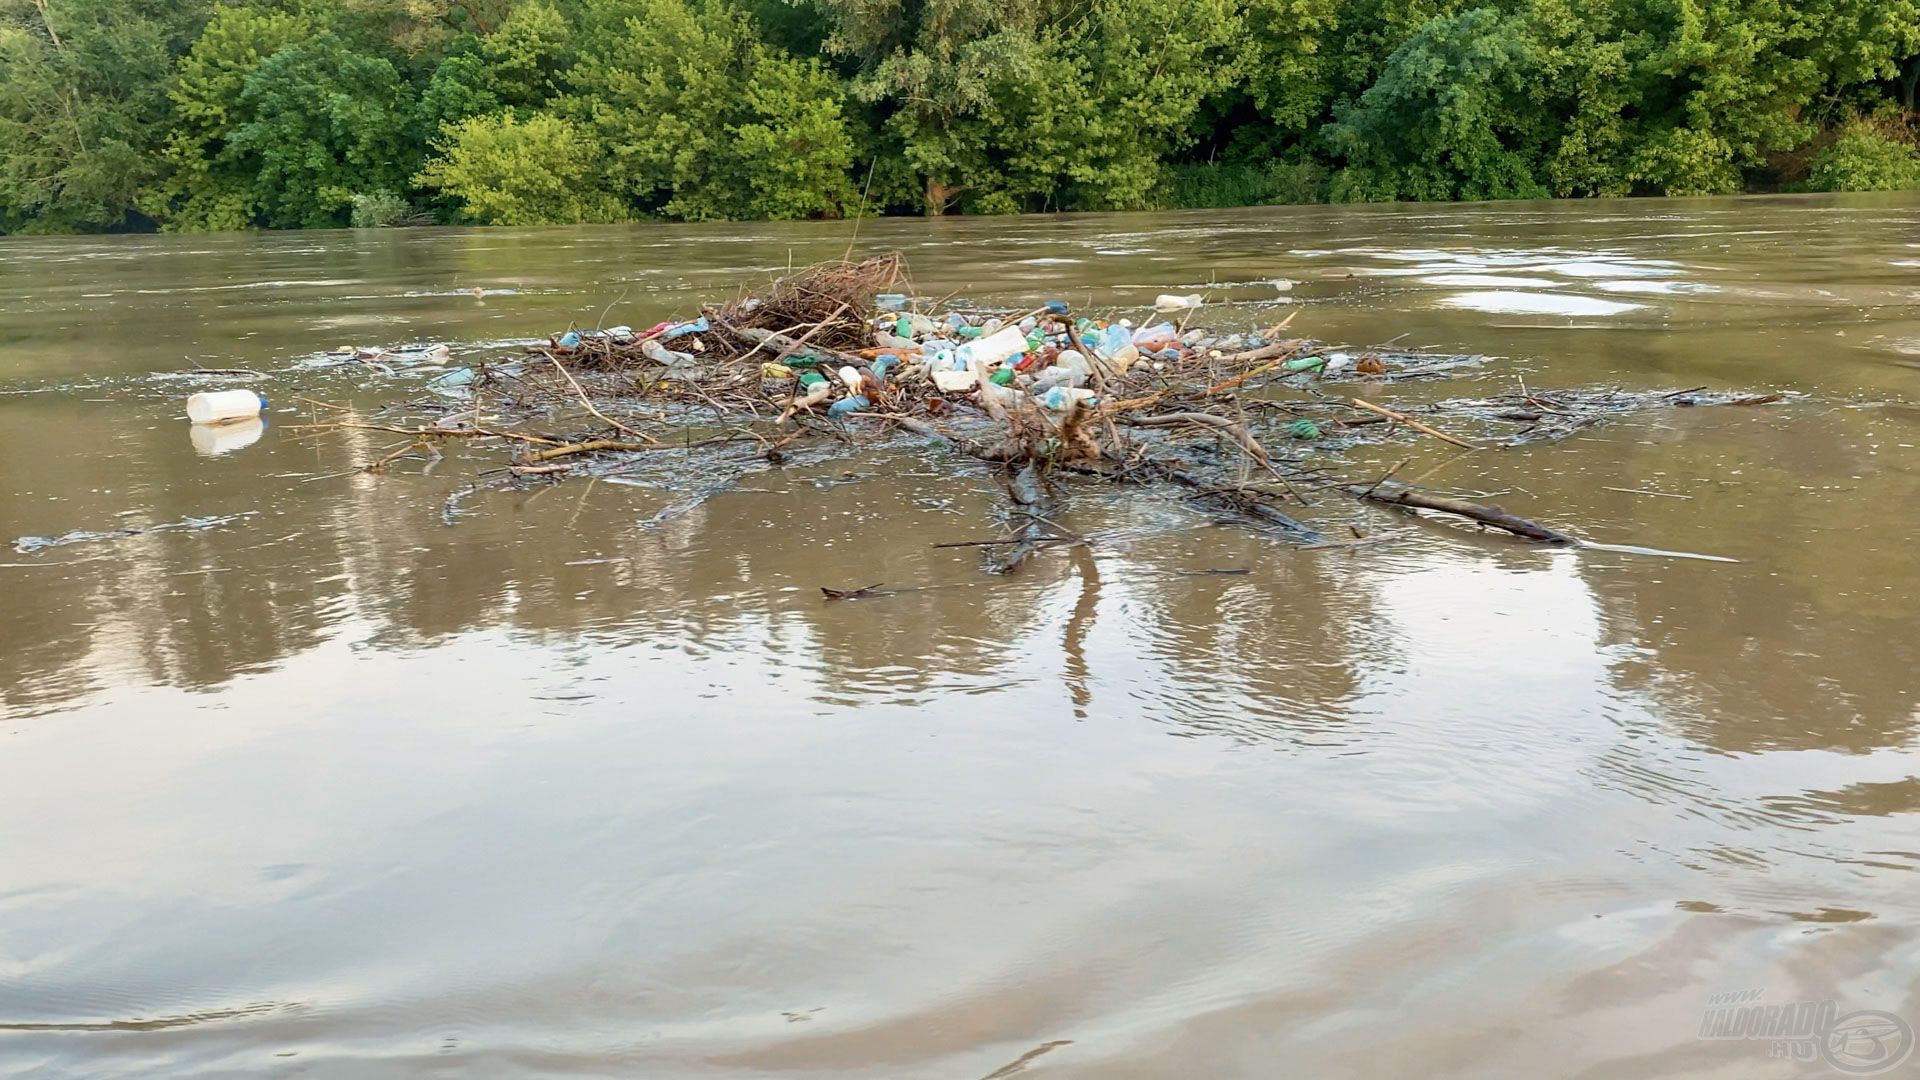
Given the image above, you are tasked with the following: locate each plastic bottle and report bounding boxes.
[1133,322,1178,349]
[186,389,267,424]
[876,293,909,311]
[661,316,709,340]
[1031,365,1084,392]
[792,381,833,411]
[828,395,870,417]
[1039,386,1099,410]
[836,365,864,391]
[932,368,979,392]
[894,315,913,340]
[641,340,699,382]
[1095,324,1140,372]
[642,339,695,365]
[1154,293,1203,315]
[955,326,1028,370]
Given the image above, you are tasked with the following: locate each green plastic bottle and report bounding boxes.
[990,367,1016,386]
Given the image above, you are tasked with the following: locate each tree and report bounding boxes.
[420,0,575,127]
[344,0,522,53]
[1325,8,1550,201]
[808,0,1053,213]
[414,110,625,222]
[1805,121,1920,190]
[232,38,422,228]
[569,0,856,220]
[152,24,422,230]
[147,4,313,231]
[0,0,210,232]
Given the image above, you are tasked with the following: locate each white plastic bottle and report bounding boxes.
[955,326,1028,370]
[186,389,267,424]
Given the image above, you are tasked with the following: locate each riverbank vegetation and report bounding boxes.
[3,0,1919,233]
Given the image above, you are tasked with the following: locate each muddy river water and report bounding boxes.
[3,196,1920,1078]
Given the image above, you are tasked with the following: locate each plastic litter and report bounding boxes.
[1286,419,1322,440]
[641,339,700,382]
[932,368,980,392]
[828,395,870,417]
[185,389,267,424]
[957,326,1028,370]
[876,293,909,311]
[431,367,476,388]
[1133,322,1178,349]
[661,316,709,340]
[1039,386,1099,410]
[1154,293,1203,314]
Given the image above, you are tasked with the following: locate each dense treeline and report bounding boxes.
[3,0,1919,233]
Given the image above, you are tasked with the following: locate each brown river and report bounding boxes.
[3,196,1920,1079]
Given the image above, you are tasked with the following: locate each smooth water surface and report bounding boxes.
[3,196,1920,1078]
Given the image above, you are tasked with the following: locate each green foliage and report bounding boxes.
[815,0,1240,213]
[1161,161,1329,208]
[0,0,210,233]
[350,188,420,225]
[8,0,1920,232]
[569,0,855,220]
[1805,122,1920,190]
[420,0,573,127]
[153,22,423,230]
[415,109,624,223]
[1326,8,1549,201]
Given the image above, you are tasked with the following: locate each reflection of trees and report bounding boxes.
[1581,409,1920,755]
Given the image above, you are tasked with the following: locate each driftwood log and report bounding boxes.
[1343,481,1575,543]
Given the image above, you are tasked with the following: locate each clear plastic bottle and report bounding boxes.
[1039,386,1099,410]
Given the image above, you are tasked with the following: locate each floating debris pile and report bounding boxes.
[281,254,1788,572]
